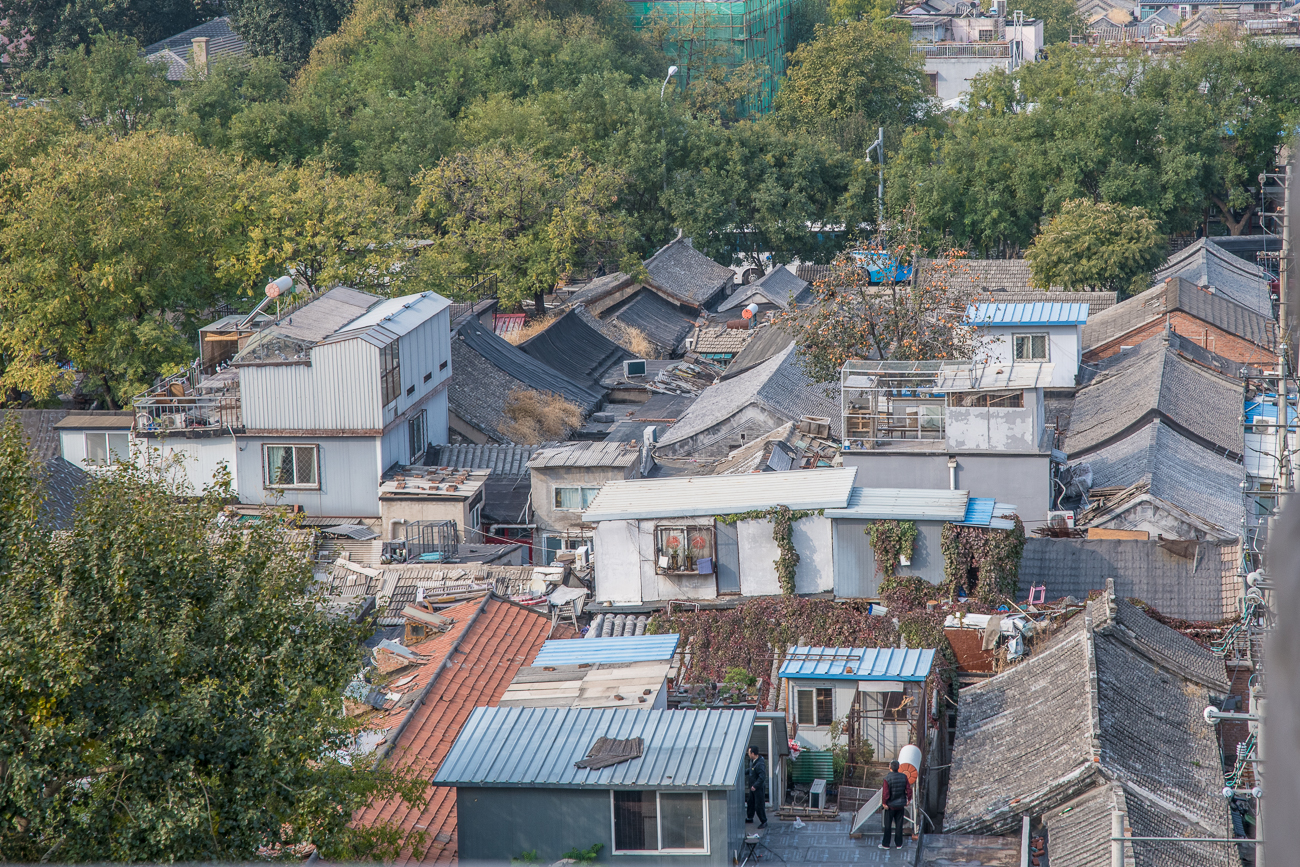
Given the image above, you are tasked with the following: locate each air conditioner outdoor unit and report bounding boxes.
[1047,510,1076,528]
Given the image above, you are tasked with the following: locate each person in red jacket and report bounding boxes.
[878,761,911,850]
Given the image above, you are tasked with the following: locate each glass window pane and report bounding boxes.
[555,487,581,510]
[581,487,600,508]
[86,433,108,466]
[267,446,293,485]
[816,688,833,727]
[1014,336,1028,360]
[613,791,657,851]
[295,447,317,485]
[107,433,130,464]
[659,793,705,850]
[1032,335,1047,359]
[797,689,814,726]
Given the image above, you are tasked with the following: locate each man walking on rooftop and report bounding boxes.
[879,760,911,850]
[745,746,768,828]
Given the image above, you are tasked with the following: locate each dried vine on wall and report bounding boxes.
[939,517,1027,604]
[867,519,918,578]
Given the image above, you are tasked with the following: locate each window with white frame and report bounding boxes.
[553,486,600,510]
[84,432,130,466]
[408,410,427,463]
[1013,333,1049,361]
[380,340,402,406]
[264,444,319,489]
[794,687,833,728]
[612,791,707,853]
[655,525,715,574]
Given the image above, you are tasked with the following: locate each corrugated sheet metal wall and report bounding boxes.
[240,338,381,430]
[832,519,876,597]
[157,438,238,495]
[385,308,452,427]
[235,435,382,516]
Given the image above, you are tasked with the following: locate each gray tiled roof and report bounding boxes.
[717,267,810,312]
[1083,277,1275,352]
[40,456,90,532]
[946,586,1237,856]
[644,237,734,307]
[1155,238,1273,318]
[721,325,795,380]
[448,337,530,441]
[983,289,1118,315]
[598,290,697,356]
[1018,536,1236,621]
[425,443,540,475]
[0,409,71,463]
[519,309,630,390]
[1079,419,1245,537]
[1121,783,1240,867]
[143,17,249,81]
[1102,595,1230,690]
[1065,334,1244,458]
[656,344,840,449]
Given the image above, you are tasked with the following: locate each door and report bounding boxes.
[716,520,741,594]
[833,519,877,598]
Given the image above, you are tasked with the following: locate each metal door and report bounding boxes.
[833,519,877,597]
[716,520,741,594]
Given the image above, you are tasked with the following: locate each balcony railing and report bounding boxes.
[920,42,1012,57]
[133,364,242,435]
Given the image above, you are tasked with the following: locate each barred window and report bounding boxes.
[380,340,402,406]
[264,445,319,488]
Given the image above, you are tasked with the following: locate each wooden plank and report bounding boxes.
[1086,528,1149,540]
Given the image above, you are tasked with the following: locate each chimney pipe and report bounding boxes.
[191,36,209,75]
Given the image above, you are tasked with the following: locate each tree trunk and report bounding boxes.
[1211,197,1255,236]
[101,376,119,410]
[533,290,547,315]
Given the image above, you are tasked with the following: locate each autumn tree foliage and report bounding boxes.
[783,232,980,382]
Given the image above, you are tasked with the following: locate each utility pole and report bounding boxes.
[866,127,885,230]
[1275,163,1292,497]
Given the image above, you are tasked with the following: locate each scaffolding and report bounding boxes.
[627,0,795,114]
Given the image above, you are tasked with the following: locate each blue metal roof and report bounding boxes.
[779,647,936,681]
[433,706,755,789]
[960,497,996,526]
[533,634,680,666]
[967,302,1089,326]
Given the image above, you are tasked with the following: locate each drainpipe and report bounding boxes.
[389,518,405,540]
[947,456,958,491]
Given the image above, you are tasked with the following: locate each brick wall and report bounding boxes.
[1084,313,1276,368]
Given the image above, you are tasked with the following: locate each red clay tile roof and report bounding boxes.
[354,595,563,864]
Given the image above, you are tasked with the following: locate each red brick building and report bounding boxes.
[1083,277,1277,369]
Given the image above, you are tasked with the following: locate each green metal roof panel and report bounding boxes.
[433,706,755,789]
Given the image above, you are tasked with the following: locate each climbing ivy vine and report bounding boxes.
[717,507,821,596]
[867,519,918,578]
[939,517,1027,604]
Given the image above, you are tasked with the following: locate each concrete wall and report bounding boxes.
[380,489,483,541]
[978,324,1081,387]
[925,56,1010,102]
[1088,496,1221,542]
[456,787,738,865]
[844,452,1052,529]
[532,464,639,535]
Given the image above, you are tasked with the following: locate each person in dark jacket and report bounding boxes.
[745,746,768,828]
[879,760,911,849]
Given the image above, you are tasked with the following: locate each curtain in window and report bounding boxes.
[555,488,582,510]
[613,791,656,851]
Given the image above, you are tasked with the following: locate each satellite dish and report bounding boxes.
[265,275,293,298]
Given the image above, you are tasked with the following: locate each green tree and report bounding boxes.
[0,0,217,69]
[1025,199,1166,294]
[225,0,356,65]
[773,19,931,154]
[667,118,868,267]
[1014,0,1084,45]
[171,56,295,151]
[226,161,414,297]
[37,32,173,138]
[413,146,640,311]
[0,130,245,406]
[0,431,423,861]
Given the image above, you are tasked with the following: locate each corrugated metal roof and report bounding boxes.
[528,441,640,469]
[533,634,680,666]
[582,467,856,521]
[935,360,1056,391]
[968,302,1089,326]
[432,706,755,789]
[824,488,969,521]
[961,497,995,526]
[779,647,936,681]
[331,291,451,341]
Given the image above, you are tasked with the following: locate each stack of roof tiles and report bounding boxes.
[944,583,1236,867]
